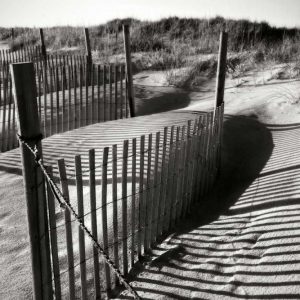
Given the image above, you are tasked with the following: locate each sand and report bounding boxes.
[0,64,300,299]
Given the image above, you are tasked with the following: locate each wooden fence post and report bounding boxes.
[84,27,92,62]
[10,62,53,300]
[122,23,135,117]
[214,32,227,178]
[84,28,92,85]
[39,28,47,60]
[215,31,228,108]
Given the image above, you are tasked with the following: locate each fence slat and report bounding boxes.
[79,64,83,128]
[138,135,145,258]
[125,70,128,118]
[122,140,129,275]
[73,65,77,129]
[201,115,210,197]
[85,65,89,125]
[120,65,124,119]
[170,127,180,229]
[157,127,168,236]
[209,113,215,189]
[186,121,197,212]
[55,67,60,134]
[58,159,76,300]
[91,64,95,124]
[164,126,174,232]
[131,138,137,267]
[61,66,66,133]
[12,90,17,149]
[176,126,187,220]
[101,147,111,291]
[112,144,119,282]
[205,113,213,193]
[89,149,101,299]
[188,133,199,210]
[68,66,72,131]
[197,115,206,198]
[144,134,153,252]
[151,131,160,244]
[103,65,107,122]
[43,64,48,137]
[194,119,204,203]
[49,67,54,136]
[97,65,100,122]
[114,64,118,120]
[182,121,192,217]
[75,155,87,300]
[109,64,113,120]
[46,166,61,300]
[38,71,42,120]
[89,149,101,298]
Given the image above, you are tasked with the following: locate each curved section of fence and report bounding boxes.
[43,104,223,298]
[9,31,227,299]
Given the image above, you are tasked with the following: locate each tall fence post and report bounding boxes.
[122,23,135,117]
[10,62,53,300]
[39,28,47,60]
[84,27,92,61]
[214,31,227,177]
[215,31,228,108]
[84,28,92,85]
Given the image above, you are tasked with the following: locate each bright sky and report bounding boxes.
[1,0,300,28]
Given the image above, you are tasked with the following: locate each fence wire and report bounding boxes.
[17,133,141,300]
[15,104,223,299]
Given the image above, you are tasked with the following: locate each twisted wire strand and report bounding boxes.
[17,133,141,300]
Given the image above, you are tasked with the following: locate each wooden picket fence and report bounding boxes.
[0,60,128,152]
[0,45,42,65]
[45,105,224,298]
[0,46,44,81]
[1,25,135,153]
[9,30,227,299]
[0,46,85,70]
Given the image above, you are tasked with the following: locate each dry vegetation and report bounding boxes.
[1,16,300,87]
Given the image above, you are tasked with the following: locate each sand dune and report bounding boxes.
[0,65,300,299]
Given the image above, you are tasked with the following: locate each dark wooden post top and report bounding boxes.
[215,31,228,107]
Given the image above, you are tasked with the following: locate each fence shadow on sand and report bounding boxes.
[0,109,203,176]
[118,116,300,299]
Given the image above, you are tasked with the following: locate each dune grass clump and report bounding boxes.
[1,16,299,54]
[165,56,218,87]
